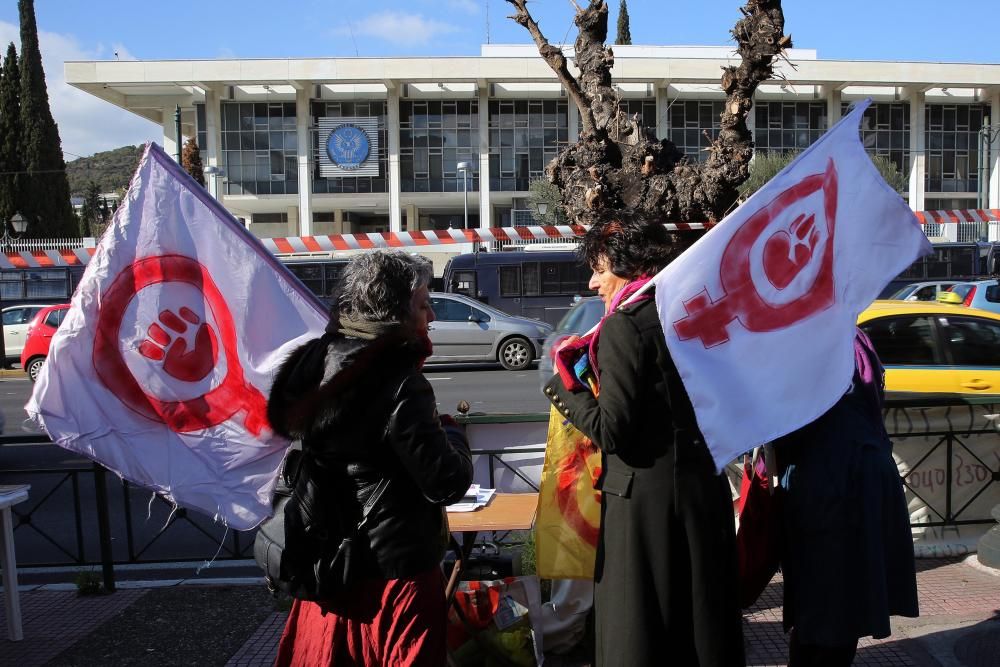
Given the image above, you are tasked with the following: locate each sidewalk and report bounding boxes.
[2,556,999,666]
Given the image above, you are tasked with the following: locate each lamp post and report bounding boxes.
[2,212,26,251]
[457,161,472,231]
[203,165,225,201]
[0,212,26,367]
[535,201,548,222]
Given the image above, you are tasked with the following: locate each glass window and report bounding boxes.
[924,104,988,193]
[450,271,476,297]
[44,308,67,329]
[912,285,937,301]
[755,102,827,156]
[221,100,299,196]
[489,99,568,191]
[984,284,1000,303]
[522,262,540,296]
[431,297,474,322]
[860,316,938,365]
[940,317,1000,366]
[470,307,491,323]
[400,100,479,194]
[2,308,25,325]
[499,266,520,297]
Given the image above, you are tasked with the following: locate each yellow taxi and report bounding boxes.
[858,300,1000,394]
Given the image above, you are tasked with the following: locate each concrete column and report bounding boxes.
[286,206,299,237]
[567,91,580,144]
[826,87,842,128]
[478,85,492,228]
[204,87,223,200]
[333,209,345,235]
[908,89,926,212]
[295,86,313,236]
[162,105,180,160]
[405,203,419,231]
[387,84,403,233]
[654,83,668,141]
[990,90,1000,209]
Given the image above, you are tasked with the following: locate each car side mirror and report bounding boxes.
[468,315,481,323]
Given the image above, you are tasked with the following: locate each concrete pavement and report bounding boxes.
[2,555,999,666]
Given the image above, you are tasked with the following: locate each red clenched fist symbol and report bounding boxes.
[138,307,219,382]
[762,213,819,289]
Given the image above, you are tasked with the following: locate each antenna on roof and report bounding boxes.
[347,22,360,57]
[485,0,491,44]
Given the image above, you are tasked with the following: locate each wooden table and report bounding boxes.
[444,493,538,601]
[1,484,30,642]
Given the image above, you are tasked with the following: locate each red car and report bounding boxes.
[21,304,70,382]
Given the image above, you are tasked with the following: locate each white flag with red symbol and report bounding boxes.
[654,99,932,470]
[25,143,328,529]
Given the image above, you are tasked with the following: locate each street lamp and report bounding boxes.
[203,165,226,200]
[535,201,548,222]
[457,161,472,231]
[2,212,26,251]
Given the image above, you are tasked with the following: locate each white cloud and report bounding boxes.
[338,11,462,47]
[0,21,157,159]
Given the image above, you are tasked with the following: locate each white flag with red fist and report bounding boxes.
[25,143,328,530]
[654,99,931,470]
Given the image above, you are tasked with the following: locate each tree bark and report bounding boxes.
[506,0,790,226]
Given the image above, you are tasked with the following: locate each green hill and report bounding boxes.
[66,144,144,195]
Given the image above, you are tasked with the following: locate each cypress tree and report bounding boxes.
[0,43,24,234]
[181,137,206,186]
[19,0,76,237]
[615,0,632,45]
[78,181,100,237]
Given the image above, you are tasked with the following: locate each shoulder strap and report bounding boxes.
[356,478,390,531]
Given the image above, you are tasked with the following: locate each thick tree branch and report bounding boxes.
[509,0,789,226]
[506,0,596,135]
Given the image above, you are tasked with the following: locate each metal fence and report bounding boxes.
[2,395,998,590]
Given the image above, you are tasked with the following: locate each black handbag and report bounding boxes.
[254,445,390,601]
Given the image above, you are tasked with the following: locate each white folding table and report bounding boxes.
[1,484,30,641]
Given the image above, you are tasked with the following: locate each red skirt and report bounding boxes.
[274,568,447,667]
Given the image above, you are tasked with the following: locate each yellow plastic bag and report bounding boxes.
[534,405,602,579]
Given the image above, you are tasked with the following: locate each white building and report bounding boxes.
[65,45,1000,239]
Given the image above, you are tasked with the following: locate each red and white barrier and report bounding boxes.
[5,211,999,268]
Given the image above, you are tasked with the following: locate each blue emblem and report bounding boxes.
[326,125,370,170]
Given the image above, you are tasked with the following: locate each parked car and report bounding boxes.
[21,304,70,382]
[941,280,1000,314]
[538,296,605,383]
[858,300,1000,394]
[888,281,958,302]
[426,293,552,371]
[2,304,51,367]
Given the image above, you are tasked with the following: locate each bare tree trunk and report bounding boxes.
[506,0,790,225]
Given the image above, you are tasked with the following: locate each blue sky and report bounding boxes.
[0,0,996,157]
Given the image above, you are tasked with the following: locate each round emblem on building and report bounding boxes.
[326,124,371,170]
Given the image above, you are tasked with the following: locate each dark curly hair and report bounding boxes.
[578,211,677,280]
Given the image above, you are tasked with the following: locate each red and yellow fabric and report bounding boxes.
[534,405,602,580]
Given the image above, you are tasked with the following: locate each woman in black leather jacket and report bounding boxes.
[268,249,473,667]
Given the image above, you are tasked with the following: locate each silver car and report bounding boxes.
[427,293,552,371]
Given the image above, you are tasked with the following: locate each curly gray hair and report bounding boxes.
[336,249,433,322]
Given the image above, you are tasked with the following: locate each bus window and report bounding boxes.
[451,270,476,297]
[499,266,520,296]
[522,262,540,295]
[287,265,324,296]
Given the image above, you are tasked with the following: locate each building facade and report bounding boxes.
[66,45,1000,239]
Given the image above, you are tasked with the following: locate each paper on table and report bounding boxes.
[447,485,497,513]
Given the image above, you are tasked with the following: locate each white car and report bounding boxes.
[2,304,50,366]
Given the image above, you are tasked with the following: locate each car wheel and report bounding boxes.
[498,337,532,371]
[26,357,45,383]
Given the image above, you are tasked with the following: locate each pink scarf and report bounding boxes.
[554,275,654,391]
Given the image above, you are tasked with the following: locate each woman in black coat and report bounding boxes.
[267,249,473,667]
[543,214,745,666]
[774,330,918,665]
